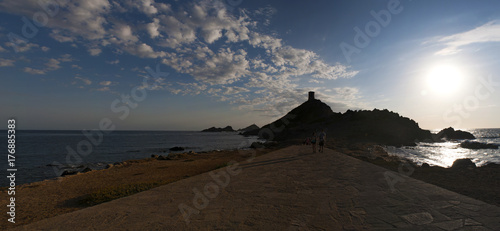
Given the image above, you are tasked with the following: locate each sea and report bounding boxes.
[1,130,261,187]
[2,129,499,187]
[385,128,500,168]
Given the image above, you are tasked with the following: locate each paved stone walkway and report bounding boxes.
[10,146,500,230]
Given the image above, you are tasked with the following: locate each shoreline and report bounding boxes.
[2,141,499,229]
[0,146,277,229]
[327,139,500,207]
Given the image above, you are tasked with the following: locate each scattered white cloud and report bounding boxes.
[107,59,120,64]
[23,67,46,75]
[5,41,39,52]
[93,87,110,92]
[74,76,92,85]
[0,58,15,67]
[0,45,6,52]
[41,46,50,52]
[432,20,500,55]
[99,81,113,86]
[0,0,359,115]
[71,64,82,70]
[88,48,102,56]
[45,58,61,71]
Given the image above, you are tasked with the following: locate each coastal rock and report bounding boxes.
[105,164,114,169]
[81,167,93,173]
[201,126,235,132]
[169,146,185,151]
[451,158,476,169]
[460,141,499,149]
[436,127,475,140]
[157,155,169,160]
[238,124,260,134]
[61,170,78,176]
[250,142,265,149]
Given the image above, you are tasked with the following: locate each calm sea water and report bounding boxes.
[386,128,500,168]
[1,130,260,186]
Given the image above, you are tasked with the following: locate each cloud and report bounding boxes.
[41,46,50,52]
[88,48,102,56]
[23,67,46,75]
[223,86,250,95]
[107,59,120,64]
[162,47,249,84]
[5,41,39,52]
[0,58,15,67]
[99,81,113,86]
[0,45,6,52]
[72,64,82,70]
[45,59,61,71]
[74,76,92,85]
[23,54,74,74]
[93,87,110,92]
[0,0,359,116]
[432,20,500,55]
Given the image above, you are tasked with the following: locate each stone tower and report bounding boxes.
[308,91,315,101]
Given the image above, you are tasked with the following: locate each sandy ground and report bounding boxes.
[0,148,274,229]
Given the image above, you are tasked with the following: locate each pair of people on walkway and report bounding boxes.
[310,130,326,153]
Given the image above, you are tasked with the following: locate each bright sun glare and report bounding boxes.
[426,65,464,95]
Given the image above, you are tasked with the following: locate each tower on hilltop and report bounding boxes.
[308,91,315,101]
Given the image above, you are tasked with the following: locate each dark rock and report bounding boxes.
[105,164,114,169]
[157,155,169,160]
[239,124,260,133]
[201,126,235,132]
[451,158,476,169]
[151,154,159,159]
[421,163,430,168]
[81,167,93,173]
[460,141,498,149]
[169,146,185,151]
[61,170,78,176]
[436,127,475,140]
[250,142,265,149]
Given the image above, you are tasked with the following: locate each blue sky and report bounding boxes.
[1,0,499,130]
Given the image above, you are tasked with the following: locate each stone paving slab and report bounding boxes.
[9,145,500,230]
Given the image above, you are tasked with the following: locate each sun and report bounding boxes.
[425,64,464,95]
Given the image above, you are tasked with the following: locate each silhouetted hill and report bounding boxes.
[238,124,260,133]
[247,97,433,146]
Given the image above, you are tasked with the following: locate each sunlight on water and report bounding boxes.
[385,128,500,168]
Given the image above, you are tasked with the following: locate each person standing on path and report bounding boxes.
[311,132,317,153]
[318,129,326,153]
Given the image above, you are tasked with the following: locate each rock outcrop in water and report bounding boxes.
[201,126,235,132]
[460,141,499,149]
[435,127,475,140]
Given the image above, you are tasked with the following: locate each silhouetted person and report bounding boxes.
[318,129,326,152]
[311,132,317,153]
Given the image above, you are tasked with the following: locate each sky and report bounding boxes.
[1,0,499,131]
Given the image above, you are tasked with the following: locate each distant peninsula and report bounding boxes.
[201,126,235,132]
